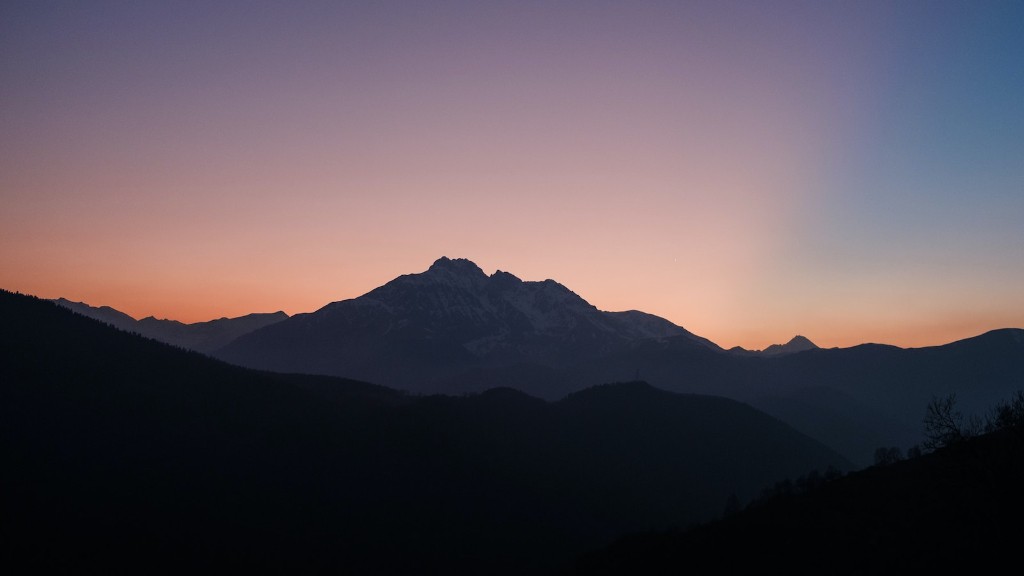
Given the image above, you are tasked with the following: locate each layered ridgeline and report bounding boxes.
[216,257,1024,465]
[1,289,848,574]
[572,327,1024,465]
[54,297,287,353]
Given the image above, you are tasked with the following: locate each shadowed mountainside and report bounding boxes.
[574,424,1024,574]
[1,289,847,574]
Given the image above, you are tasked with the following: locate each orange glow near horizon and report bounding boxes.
[12,253,1023,352]
[2,2,1022,351]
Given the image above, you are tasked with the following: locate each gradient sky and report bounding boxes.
[2,0,1022,350]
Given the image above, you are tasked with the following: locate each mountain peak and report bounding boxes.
[761,335,818,356]
[787,335,816,348]
[428,256,486,277]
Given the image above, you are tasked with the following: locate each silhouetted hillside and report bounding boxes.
[1,289,846,574]
[574,425,1024,574]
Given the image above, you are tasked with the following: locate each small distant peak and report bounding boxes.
[428,256,486,276]
[787,335,818,349]
[762,335,818,356]
[247,310,289,319]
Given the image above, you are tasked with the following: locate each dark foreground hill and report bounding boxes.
[0,289,847,574]
[574,426,1024,574]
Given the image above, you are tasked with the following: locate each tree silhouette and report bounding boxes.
[873,446,903,466]
[823,464,843,481]
[923,393,979,451]
[723,493,741,517]
[985,390,1024,432]
[795,469,822,493]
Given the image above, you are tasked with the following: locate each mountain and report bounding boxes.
[216,257,718,394]
[762,334,818,355]
[730,335,819,356]
[54,297,288,353]
[53,297,137,330]
[574,424,1024,574]
[1,288,847,574]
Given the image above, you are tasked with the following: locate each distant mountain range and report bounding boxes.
[729,334,819,356]
[49,257,1024,466]
[53,297,287,353]
[1,289,848,573]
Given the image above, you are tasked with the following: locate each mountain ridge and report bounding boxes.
[216,257,719,390]
[53,297,288,353]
